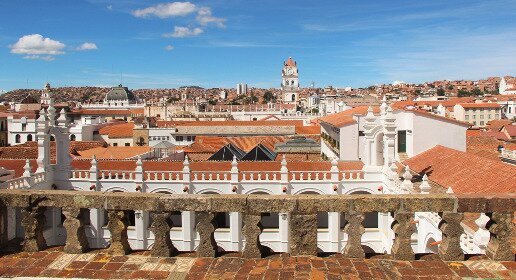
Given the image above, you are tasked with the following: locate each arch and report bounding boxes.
[244,188,273,195]
[103,186,127,192]
[374,132,384,166]
[70,134,76,141]
[259,241,281,253]
[15,134,21,143]
[50,135,55,141]
[150,188,177,194]
[293,188,325,195]
[26,134,33,142]
[291,94,296,101]
[344,188,374,195]
[195,188,223,194]
[423,233,439,254]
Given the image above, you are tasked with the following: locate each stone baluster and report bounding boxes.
[344,210,365,258]
[150,211,176,257]
[486,212,514,261]
[62,207,89,253]
[106,210,131,255]
[21,206,47,252]
[195,212,218,257]
[438,212,464,261]
[391,211,416,260]
[242,213,264,258]
[289,213,317,256]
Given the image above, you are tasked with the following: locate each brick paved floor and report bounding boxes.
[0,247,514,279]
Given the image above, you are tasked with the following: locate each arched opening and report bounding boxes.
[291,94,296,101]
[15,134,21,143]
[426,237,438,253]
[50,135,55,141]
[70,134,76,141]
[26,134,33,142]
[374,132,384,166]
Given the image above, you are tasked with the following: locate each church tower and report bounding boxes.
[281,57,299,104]
[41,82,52,105]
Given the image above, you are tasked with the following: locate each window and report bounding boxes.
[15,134,21,143]
[480,121,484,126]
[495,114,499,119]
[125,143,130,146]
[26,134,32,142]
[113,143,118,146]
[70,134,76,141]
[176,136,183,142]
[465,115,469,120]
[488,114,491,119]
[480,115,483,119]
[186,136,193,142]
[21,124,26,131]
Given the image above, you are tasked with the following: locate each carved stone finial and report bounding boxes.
[419,173,431,194]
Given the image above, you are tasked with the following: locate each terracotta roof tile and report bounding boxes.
[77,146,152,159]
[404,145,516,194]
[459,103,500,108]
[98,123,134,138]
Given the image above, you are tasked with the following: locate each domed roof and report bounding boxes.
[284,57,296,67]
[105,84,136,102]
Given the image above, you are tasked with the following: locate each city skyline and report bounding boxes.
[1,0,515,91]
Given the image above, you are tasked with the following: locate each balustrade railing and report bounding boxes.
[240,171,281,181]
[99,170,135,180]
[0,190,513,261]
[145,171,183,181]
[191,171,231,181]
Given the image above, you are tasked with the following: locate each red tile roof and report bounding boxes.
[98,123,134,138]
[77,146,152,159]
[404,145,516,194]
[318,106,379,127]
[459,103,500,109]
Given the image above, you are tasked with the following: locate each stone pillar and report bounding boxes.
[21,206,47,252]
[344,210,365,258]
[182,211,195,251]
[486,212,514,261]
[289,213,317,256]
[195,212,217,257]
[150,211,176,257]
[391,211,415,260]
[242,213,263,258]
[438,212,464,261]
[106,210,131,255]
[62,207,89,254]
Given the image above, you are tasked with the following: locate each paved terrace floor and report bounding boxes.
[0,247,514,280]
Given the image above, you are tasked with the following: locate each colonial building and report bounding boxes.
[453,103,501,128]
[499,76,516,95]
[281,57,299,104]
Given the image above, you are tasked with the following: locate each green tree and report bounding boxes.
[263,91,275,103]
[436,88,445,96]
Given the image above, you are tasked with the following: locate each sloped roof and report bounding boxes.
[318,106,380,128]
[208,144,246,161]
[241,143,277,161]
[98,122,134,138]
[403,145,516,194]
[77,146,152,159]
[153,141,175,149]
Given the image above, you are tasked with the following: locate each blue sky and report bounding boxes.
[0,0,515,91]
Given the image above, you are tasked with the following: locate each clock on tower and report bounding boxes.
[281,57,299,104]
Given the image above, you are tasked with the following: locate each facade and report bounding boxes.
[236,84,248,96]
[499,76,516,95]
[319,105,469,161]
[453,103,501,127]
[281,57,299,104]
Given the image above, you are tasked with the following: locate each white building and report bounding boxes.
[236,84,248,96]
[453,103,501,128]
[499,76,516,95]
[281,57,299,104]
[319,102,469,161]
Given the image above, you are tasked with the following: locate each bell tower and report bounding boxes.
[281,57,299,104]
[41,82,52,105]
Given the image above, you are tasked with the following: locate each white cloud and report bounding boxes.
[163,26,203,38]
[196,7,226,28]
[165,45,174,51]
[10,34,65,60]
[132,2,196,18]
[107,5,113,10]
[76,42,98,51]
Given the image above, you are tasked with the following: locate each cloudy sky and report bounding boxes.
[0,0,515,91]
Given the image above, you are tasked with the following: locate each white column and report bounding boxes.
[229,212,242,251]
[328,212,340,252]
[279,213,289,252]
[182,211,195,251]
